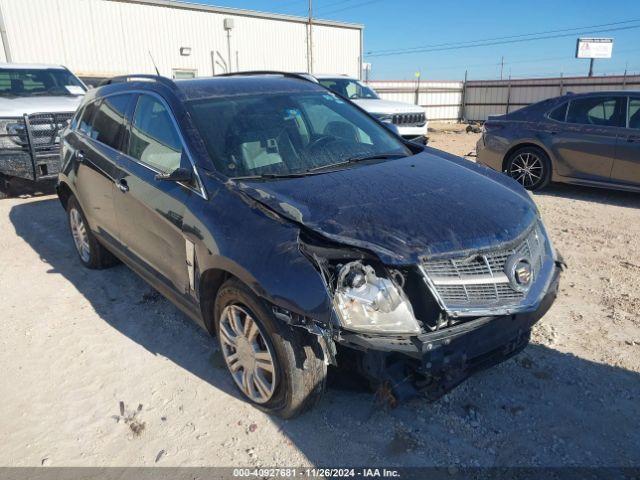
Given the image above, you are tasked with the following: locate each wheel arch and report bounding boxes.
[56,181,74,210]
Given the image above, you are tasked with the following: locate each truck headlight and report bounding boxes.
[0,118,26,149]
[333,261,420,335]
[371,113,393,123]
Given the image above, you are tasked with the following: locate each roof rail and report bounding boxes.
[215,70,318,83]
[98,74,179,90]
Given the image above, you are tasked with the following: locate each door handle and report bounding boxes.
[627,135,640,143]
[75,150,85,162]
[116,179,129,193]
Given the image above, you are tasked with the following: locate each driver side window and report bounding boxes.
[128,95,183,173]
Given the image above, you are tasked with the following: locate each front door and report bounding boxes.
[114,93,194,295]
[548,95,625,182]
[611,96,640,186]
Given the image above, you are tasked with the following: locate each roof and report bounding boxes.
[109,0,364,30]
[95,73,325,101]
[0,63,66,70]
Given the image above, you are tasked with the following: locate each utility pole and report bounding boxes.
[500,56,504,80]
[307,0,313,73]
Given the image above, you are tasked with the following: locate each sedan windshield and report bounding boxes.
[188,91,410,178]
[318,78,379,100]
[0,68,86,98]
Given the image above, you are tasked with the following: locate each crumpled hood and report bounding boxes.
[237,148,538,265]
[0,95,83,117]
[352,98,426,115]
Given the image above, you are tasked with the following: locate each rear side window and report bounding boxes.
[78,101,98,136]
[128,95,183,173]
[628,98,640,130]
[91,94,132,150]
[548,102,568,122]
[566,97,624,127]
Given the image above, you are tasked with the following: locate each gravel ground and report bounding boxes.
[1,124,639,467]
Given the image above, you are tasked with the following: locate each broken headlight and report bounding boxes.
[333,261,420,335]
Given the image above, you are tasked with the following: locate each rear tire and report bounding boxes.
[214,279,327,418]
[66,196,118,269]
[505,146,551,191]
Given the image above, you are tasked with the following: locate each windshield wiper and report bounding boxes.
[231,172,312,181]
[307,153,407,172]
[231,153,408,180]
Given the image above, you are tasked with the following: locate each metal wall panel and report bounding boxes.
[368,80,464,121]
[0,0,361,78]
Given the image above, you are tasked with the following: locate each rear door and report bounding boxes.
[72,94,133,243]
[547,95,625,182]
[610,96,640,186]
[114,93,196,295]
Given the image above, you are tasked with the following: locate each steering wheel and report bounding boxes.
[306,135,336,151]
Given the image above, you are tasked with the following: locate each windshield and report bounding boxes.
[188,90,410,178]
[318,78,379,100]
[0,68,86,98]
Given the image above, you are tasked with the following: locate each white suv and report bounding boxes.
[314,75,428,144]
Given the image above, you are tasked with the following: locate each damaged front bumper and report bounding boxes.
[335,262,562,400]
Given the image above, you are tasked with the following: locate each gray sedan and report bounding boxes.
[476,91,640,191]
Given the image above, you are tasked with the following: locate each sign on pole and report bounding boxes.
[575,38,614,59]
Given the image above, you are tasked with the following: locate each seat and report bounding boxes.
[325,121,358,142]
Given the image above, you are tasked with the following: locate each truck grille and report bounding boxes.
[421,222,546,313]
[26,113,73,152]
[392,112,426,126]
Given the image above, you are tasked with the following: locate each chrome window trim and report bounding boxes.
[74,90,207,200]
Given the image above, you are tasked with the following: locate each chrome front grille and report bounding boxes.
[392,112,426,126]
[421,222,546,314]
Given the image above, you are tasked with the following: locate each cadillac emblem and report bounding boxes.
[505,255,533,292]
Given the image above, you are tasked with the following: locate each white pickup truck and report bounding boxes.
[0,64,86,198]
[314,75,428,144]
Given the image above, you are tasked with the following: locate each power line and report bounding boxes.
[366,18,640,56]
[416,47,640,73]
[319,0,385,15]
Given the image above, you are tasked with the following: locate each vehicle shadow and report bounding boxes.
[534,183,640,208]
[8,197,640,467]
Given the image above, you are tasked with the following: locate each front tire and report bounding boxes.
[0,174,12,199]
[505,146,551,191]
[214,279,327,418]
[66,196,118,269]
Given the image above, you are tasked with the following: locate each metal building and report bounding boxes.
[0,0,363,80]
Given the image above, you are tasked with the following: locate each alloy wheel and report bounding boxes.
[219,304,277,404]
[69,207,90,263]
[509,152,544,189]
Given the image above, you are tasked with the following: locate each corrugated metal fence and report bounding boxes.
[369,74,640,122]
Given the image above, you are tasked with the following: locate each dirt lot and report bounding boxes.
[1,124,639,467]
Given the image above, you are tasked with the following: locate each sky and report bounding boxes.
[184,0,640,80]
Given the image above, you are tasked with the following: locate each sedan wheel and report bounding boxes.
[506,147,551,191]
[219,304,277,404]
[509,152,543,188]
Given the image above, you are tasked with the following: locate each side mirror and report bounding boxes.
[382,121,400,136]
[155,167,193,182]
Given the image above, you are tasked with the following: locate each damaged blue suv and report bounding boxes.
[57,72,562,417]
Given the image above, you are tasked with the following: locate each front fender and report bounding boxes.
[184,179,333,324]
